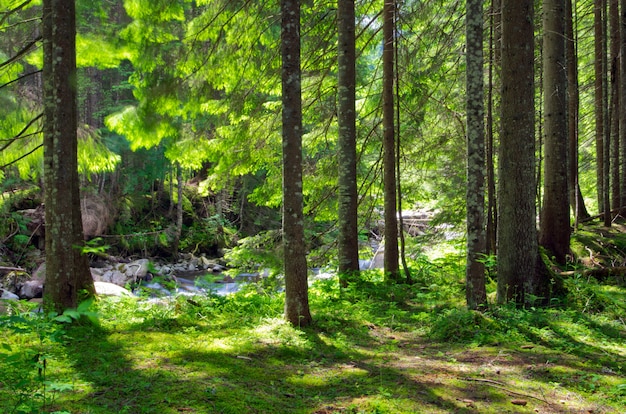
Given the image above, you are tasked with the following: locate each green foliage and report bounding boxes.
[223,230,283,273]
[0,300,98,413]
[179,214,235,254]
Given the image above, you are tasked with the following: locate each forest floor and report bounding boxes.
[1,225,626,413]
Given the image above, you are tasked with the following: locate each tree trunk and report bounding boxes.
[565,0,590,223]
[609,0,620,213]
[595,0,607,219]
[620,0,626,212]
[465,0,487,310]
[382,0,399,282]
[337,0,360,286]
[486,0,499,255]
[603,0,612,226]
[172,162,183,258]
[43,0,94,313]
[281,0,312,327]
[497,0,541,304]
[540,0,570,265]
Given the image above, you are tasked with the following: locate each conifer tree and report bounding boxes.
[42,0,94,312]
[337,0,360,285]
[465,0,487,310]
[281,0,312,327]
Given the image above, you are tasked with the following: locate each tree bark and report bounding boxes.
[281,0,312,327]
[565,0,590,223]
[43,0,95,312]
[540,0,570,265]
[486,0,499,255]
[382,0,399,282]
[465,0,487,310]
[620,0,626,213]
[609,0,620,213]
[497,0,540,304]
[595,0,607,219]
[337,0,360,286]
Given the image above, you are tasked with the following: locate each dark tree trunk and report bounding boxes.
[43,0,94,312]
[540,0,570,265]
[281,0,312,327]
[486,0,499,255]
[565,0,590,223]
[620,0,626,212]
[382,0,399,281]
[465,0,487,310]
[595,0,607,218]
[337,0,360,286]
[609,0,620,213]
[497,0,541,304]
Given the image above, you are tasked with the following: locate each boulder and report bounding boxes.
[0,271,30,294]
[118,259,151,281]
[91,268,129,286]
[1,288,19,300]
[94,281,133,297]
[18,280,43,299]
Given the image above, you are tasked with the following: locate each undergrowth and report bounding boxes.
[1,239,625,413]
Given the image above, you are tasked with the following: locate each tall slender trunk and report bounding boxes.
[486,0,499,255]
[497,0,539,304]
[610,0,620,212]
[337,0,360,286]
[382,0,399,281]
[43,0,94,312]
[620,0,626,212]
[566,0,590,223]
[465,0,487,310]
[281,0,312,327]
[540,0,570,265]
[596,0,607,221]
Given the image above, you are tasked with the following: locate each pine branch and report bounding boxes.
[0,70,42,90]
[0,35,42,70]
[0,143,42,170]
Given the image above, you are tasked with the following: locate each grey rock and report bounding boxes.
[18,280,43,299]
[94,281,133,297]
[1,288,19,300]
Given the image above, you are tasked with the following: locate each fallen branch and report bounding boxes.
[460,377,550,404]
[0,266,26,273]
[558,267,626,279]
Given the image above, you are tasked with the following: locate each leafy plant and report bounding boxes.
[0,300,98,413]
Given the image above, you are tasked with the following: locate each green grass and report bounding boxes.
[1,254,625,413]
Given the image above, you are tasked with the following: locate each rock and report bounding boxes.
[1,288,19,300]
[94,281,133,297]
[211,264,226,273]
[199,256,212,267]
[1,271,30,294]
[18,280,43,299]
[92,268,129,286]
[32,262,46,281]
[120,259,151,281]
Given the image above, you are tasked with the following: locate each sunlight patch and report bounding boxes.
[253,317,310,348]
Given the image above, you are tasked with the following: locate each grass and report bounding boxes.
[1,242,626,413]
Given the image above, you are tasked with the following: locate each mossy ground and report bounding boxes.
[1,227,626,414]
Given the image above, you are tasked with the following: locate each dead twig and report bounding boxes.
[460,377,550,404]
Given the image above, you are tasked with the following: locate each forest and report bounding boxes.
[1,0,625,413]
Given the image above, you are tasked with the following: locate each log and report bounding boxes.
[0,266,26,273]
[558,267,626,278]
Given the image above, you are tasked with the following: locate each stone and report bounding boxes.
[120,259,151,281]
[18,280,43,299]
[1,288,19,300]
[94,281,133,297]
[92,268,129,286]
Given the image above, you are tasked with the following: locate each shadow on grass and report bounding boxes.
[59,306,510,414]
